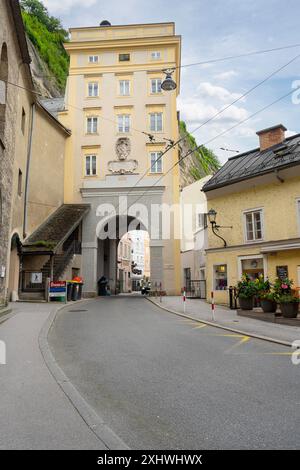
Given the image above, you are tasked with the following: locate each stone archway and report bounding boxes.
[8,232,21,301]
[80,183,167,297]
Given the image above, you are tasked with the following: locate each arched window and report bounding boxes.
[0,43,8,144]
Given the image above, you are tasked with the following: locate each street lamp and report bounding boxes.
[207,209,232,248]
[161,69,177,91]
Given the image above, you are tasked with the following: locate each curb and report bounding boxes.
[38,298,130,450]
[146,297,293,348]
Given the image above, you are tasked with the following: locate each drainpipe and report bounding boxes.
[23,102,35,239]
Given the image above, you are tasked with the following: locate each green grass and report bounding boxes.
[179,121,220,179]
[22,11,69,91]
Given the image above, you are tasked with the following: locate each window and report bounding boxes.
[88,55,99,63]
[244,210,263,241]
[119,53,130,62]
[21,107,26,134]
[119,80,130,96]
[150,152,163,173]
[18,169,22,196]
[151,51,161,60]
[214,264,228,291]
[151,78,162,94]
[86,117,98,134]
[88,82,99,97]
[150,112,163,132]
[297,200,300,233]
[118,114,130,133]
[197,213,207,229]
[85,155,97,176]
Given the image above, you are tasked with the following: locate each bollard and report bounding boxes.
[183,287,186,314]
[211,291,215,321]
[159,282,162,303]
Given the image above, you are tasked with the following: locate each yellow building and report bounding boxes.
[203,124,300,305]
[59,21,182,296]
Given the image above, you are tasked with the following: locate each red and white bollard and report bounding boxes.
[211,291,215,321]
[183,287,186,314]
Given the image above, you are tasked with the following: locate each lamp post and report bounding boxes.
[207,209,232,248]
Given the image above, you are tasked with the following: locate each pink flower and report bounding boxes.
[281,284,288,289]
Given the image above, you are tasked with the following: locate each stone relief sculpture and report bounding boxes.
[108,137,138,174]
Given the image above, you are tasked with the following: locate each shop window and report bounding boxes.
[214,264,227,290]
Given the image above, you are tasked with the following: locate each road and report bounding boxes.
[49,296,300,450]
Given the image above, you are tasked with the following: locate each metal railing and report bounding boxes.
[186,280,206,299]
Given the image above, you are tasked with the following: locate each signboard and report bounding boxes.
[49,281,67,300]
[31,272,42,284]
[276,266,288,280]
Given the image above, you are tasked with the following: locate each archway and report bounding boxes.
[8,233,22,301]
[96,215,150,295]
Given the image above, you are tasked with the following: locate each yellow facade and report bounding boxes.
[205,169,300,304]
[59,22,182,295]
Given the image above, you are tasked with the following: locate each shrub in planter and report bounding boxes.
[259,292,277,313]
[278,294,300,318]
[237,274,258,311]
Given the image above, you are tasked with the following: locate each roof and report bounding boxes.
[37,100,71,136]
[203,133,300,192]
[22,204,90,254]
[40,98,66,117]
[9,0,31,65]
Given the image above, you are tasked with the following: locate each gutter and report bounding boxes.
[23,102,35,239]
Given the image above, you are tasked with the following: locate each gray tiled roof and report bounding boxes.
[22,204,90,253]
[40,98,65,117]
[203,133,300,192]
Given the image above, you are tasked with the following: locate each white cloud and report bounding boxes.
[43,0,98,14]
[214,70,238,81]
[197,82,243,102]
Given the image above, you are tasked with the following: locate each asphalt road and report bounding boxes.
[49,296,300,450]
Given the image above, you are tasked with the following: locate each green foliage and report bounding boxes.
[278,294,299,304]
[179,121,220,179]
[21,0,69,91]
[236,274,258,299]
[30,240,56,249]
[273,277,294,300]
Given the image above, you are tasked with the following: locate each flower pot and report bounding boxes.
[239,297,254,310]
[260,299,277,313]
[280,302,299,318]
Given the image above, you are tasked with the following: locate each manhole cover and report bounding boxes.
[68,309,88,312]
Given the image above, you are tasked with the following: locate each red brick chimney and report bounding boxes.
[256,124,287,151]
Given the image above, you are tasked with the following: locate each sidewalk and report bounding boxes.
[148,296,300,346]
[0,302,105,450]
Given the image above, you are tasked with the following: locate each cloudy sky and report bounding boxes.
[44,0,300,162]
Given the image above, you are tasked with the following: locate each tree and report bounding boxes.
[20,0,68,38]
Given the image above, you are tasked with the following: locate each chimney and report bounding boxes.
[256,124,287,152]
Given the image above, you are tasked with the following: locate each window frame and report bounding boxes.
[297,198,300,235]
[150,78,162,94]
[117,114,130,133]
[149,151,163,174]
[243,208,264,243]
[119,80,130,96]
[151,51,161,61]
[88,55,99,64]
[86,116,98,134]
[213,264,228,291]
[149,112,163,132]
[119,53,130,62]
[87,81,99,97]
[85,154,97,177]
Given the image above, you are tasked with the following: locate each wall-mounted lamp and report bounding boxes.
[207,209,233,248]
[161,69,177,91]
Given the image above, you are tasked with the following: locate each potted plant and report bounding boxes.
[236,274,258,310]
[273,277,300,318]
[278,294,300,318]
[256,276,277,313]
